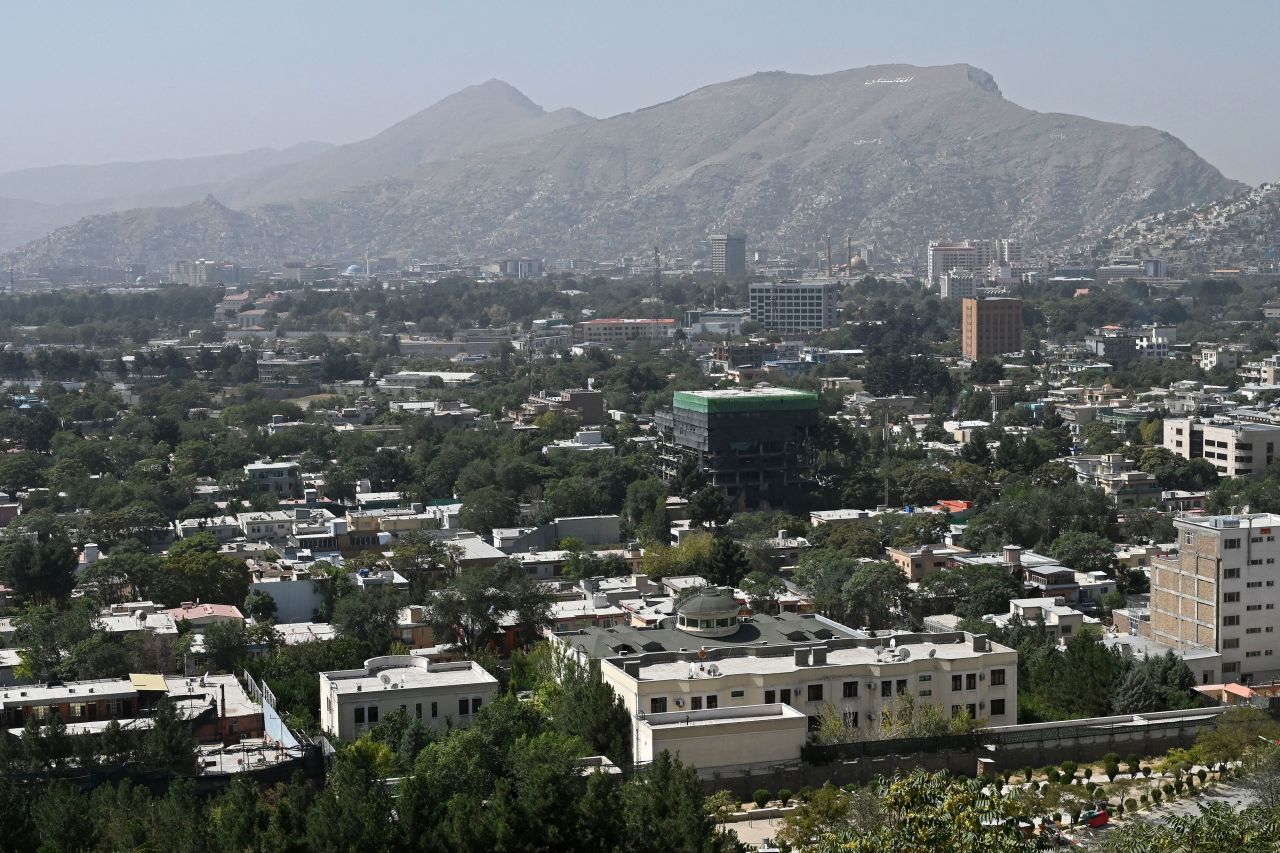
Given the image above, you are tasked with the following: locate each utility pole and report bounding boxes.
[826,235,832,278]
[847,236,853,273]
[653,245,661,295]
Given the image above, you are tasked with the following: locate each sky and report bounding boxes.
[2,0,1277,184]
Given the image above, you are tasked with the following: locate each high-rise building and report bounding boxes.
[926,239,1021,283]
[961,297,1023,360]
[654,388,819,510]
[708,233,747,277]
[1151,512,1280,684]
[748,280,837,333]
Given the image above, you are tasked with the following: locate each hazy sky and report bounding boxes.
[3,0,1277,184]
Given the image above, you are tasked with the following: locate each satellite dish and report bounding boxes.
[928,649,937,658]
[379,673,391,685]
[898,648,911,660]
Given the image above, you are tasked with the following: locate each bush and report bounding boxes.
[1125,797,1137,812]
[1113,803,1124,818]
[1024,766,1035,782]
[1104,761,1120,782]
[796,786,814,803]
[1081,766,1093,782]
[1173,767,1183,781]
[778,788,793,806]
[1046,770,1060,784]
[1060,760,1078,778]
[1102,751,1120,766]
[1173,780,1184,794]
[842,783,858,793]
[1197,768,1207,782]
[1126,754,1141,773]
[1140,794,1149,805]
[1151,789,1163,804]
[752,789,770,809]
[1162,782,1174,797]
[1141,766,1152,777]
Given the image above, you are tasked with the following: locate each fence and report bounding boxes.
[241,669,300,751]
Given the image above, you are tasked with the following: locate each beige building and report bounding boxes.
[319,656,498,742]
[1163,417,1280,478]
[1152,513,1280,684]
[887,543,970,582]
[558,588,1016,772]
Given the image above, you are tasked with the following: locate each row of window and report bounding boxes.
[352,696,483,726]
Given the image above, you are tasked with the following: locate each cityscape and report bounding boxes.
[0,3,1279,851]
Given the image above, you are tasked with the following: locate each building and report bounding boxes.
[244,460,302,498]
[938,271,977,300]
[887,543,971,582]
[684,308,751,336]
[748,280,837,333]
[256,356,323,386]
[961,297,1023,360]
[1085,332,1138,366]
[1200,347,1240,371]
[926,239,1020,283]
[654,388,820,511]
[497,258,544,279]
[1163,417,1280,478]
[572,318,677,345]
[1062,453,1161,508]
[556,588,1016,773]
[1151,513,1280,684]
[524,388,605,425]
[708,234,747,278]
[319,655,498,742]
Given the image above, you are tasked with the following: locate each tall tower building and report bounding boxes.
[961,297,1023,360]
[709,234,747,277]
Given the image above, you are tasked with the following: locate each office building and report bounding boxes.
[748,280,837,333]
[319,655,498,742]
[961,297,1023,360]
[555,587,1016,774]
[497,258,544,279]
[572,318,677,345]
[1163,417,1280,478]
[938,271,977,300]
[926,239,1021,283]
[708,234,747,277]
[654,388,819,510]
[1152,513,1280,684]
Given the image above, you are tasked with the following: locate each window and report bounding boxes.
[965,673,977,691]
[1247,627,1262,634]
[730,689,745,699]
[991,669,1006,686]
[415,703,422,719]
[881,681,892,698]
[459,699,470,716]
[1247,651,1262,658]
[1223,662,1240,674]
[1247,581,1263,588]
[471,697,482,714]
[1060,624,1073,635]
[919,690,932,697]
[354,707,365,725]
[808,684,824,702]
[1247,604,1263,611]
[1224,615,1241,626]
[951,674,963,691]
[1224,592,1241,603]
[691,696,703,711]
[896,679,908,695]
[431,702,438,718]
[1223,638,1240,649]
[763,690,776,704]
[842,681,857,698]
[706,695,718,709]
[1224,538,1242,550]
[967,703,977,719]
[951,705,962,719]
[918,674,932,683]
[780,689,792,704]
[1224,568,1241,579]
[650,697,667,713]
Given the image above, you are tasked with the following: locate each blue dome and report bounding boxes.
[344,264,362,276]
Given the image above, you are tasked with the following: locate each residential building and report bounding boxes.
[256,356,324,386]
[1200,347,1240,371]
[572,318,677,345]
[1062,453,1161,507]
[523,388,605,425]
[319,656,498,742]
[938,271,977,300]
[244,460,302,498]
[748,281,837,333]
[1085,331,1138,366]
[543,429,615,455]
[887,543,971,582]
[654,388,820,511]
[961,297,1023,360]
[497,258,544,279]
[1151,513,1280,683]
[987,597,1093,641]
[708,234,747,277]
[926,239,1020,283]
[1163,417,1280,477]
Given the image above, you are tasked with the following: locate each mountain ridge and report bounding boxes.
[11,63,1245,268]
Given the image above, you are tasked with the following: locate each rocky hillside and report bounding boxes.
[12,64,1245,268]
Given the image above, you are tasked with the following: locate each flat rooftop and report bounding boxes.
[1176,513,1280,531]
[322,656,497,697]
[673,388,818,414]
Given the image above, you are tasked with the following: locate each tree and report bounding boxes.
[621,751,744,853]
[1081,421,1121,455]
[777,783,880,851]
[202,619,248,672]
[153,532,249,607]
[427,561,552,655]
[388,533,463,598]
[543,649,631,765]
[333,589,402,656]
[244,589,278,622]
[705,535,749,586]
[841,561,913,630]
[740,570,787,616]
[1047,531,1117,576]
[458,486,519,537]
[0,534,77,604]
[688,486,731,530]
[1193,706,1280,766]
[307,749,394,853]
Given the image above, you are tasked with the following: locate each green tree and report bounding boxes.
[427,561,552,655]
[1047,530,1117,576]
[244,589,278,622]
[705,535,750,586]
[333,589,402,656]
[202,619,249,672]
[622,751,744,853]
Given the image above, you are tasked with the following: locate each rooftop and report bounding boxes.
[672,388,819,414]
[321,655,497,696]
[1175,512,1280,531]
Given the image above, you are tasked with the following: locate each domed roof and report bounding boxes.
[677,586,739,617]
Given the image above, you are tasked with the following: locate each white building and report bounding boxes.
[542,429,615,455]
[319,656,499,742]
[1163,417,1280,478]
[748,281,837,333]
[244,460,302,498]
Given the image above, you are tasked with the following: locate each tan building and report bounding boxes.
[1152,513,1280,684]
[887,543,970,582]
[573,318,677,345]
[1163,417,1280,478]
[961,297,1023,360]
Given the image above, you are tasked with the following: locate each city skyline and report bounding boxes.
[2,0,1278,184]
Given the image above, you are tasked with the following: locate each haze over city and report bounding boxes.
[3,0,1278,183]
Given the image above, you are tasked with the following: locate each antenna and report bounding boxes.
[826,234,832,277]
[847,235,852,274]
[653,245,661,295]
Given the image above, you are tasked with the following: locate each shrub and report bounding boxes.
[842,783,858,793]
[752,789,770,809]
[1173,767,1183,781]
[1162,782,1174,796]
[1113,803,1124,818]
[1060,760,1078,778]
[1173,780,1184,795]
[1126,754,1141,773]
[1140,794,1149,805]
[1045,770,1058,784]
[1024,766,1035,782]
[1141,766,1152,777]
[796,786,814,803]
[1125,797,1137,812]
[1197,768,1207,782]
[1081,766,1093,782]
[778,788,793,806]
[1102,751,1120,766]
[1151,789,1163,804]
[1104,761,1120,782]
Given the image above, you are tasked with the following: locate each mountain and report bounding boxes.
[1087,181,1280,275]
[0,142,334,251]
[223,79,594,205]
[12,64,1245,269]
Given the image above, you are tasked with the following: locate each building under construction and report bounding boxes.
[654,388,820,511]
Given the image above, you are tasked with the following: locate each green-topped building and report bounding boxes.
[654,388,820,511]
